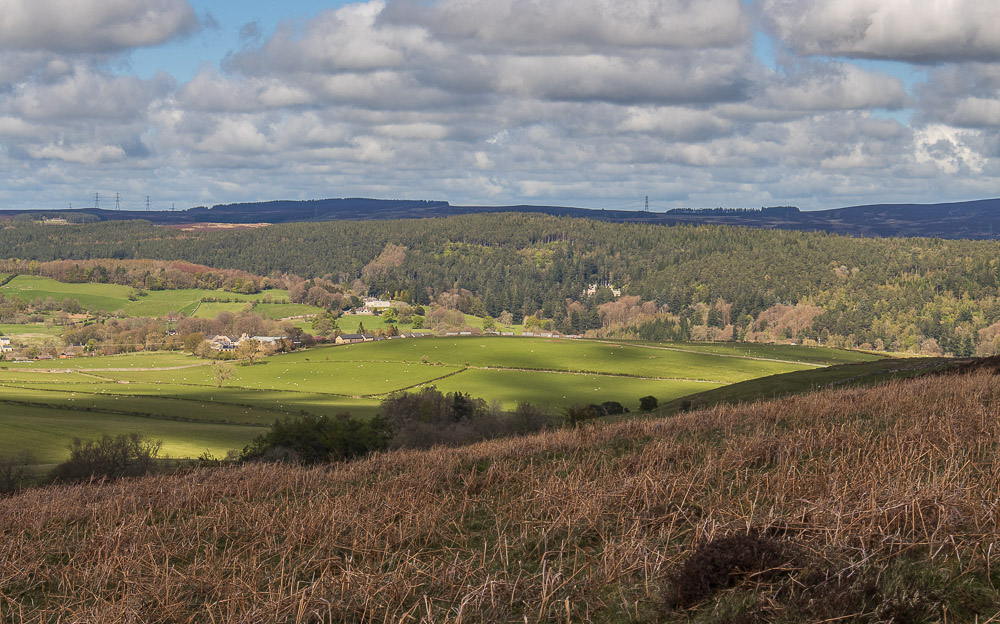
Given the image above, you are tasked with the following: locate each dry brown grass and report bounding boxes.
[3,373,1000,622]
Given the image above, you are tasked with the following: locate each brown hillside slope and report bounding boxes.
[3,374,1000,622]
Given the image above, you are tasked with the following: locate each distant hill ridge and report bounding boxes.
[3,196,1000,239]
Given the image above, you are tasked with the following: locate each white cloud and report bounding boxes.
[228,2,439,75]
[27,142,126,164]
[493,50,750,103]
[0,0,200,54]
[914,124,987,174]
[380,0,748,51]
[762,63,907,112]
[915,63,1000,128]
[764,0,1000,63]
[618,107,733,141]
[6,66,173,121]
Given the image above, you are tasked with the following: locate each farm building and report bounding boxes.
[362,298,393,312]
[208,335,236,351]
[0,337,11,353]
[335,334,366,345]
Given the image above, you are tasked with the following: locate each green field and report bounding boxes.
[335,314,398,334]
[0,322,64,349]
[0,337,886,464]
[256,302,324,319]
[0,275,291,318]
[1,276,131,311]
[0,404,262,464]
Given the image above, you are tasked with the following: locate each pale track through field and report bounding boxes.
[6,363,212,374]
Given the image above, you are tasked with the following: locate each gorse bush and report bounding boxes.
[49,433,162,482]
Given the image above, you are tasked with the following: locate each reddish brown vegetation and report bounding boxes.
[2,373,1000,621]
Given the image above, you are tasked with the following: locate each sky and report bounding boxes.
[1,0,998,212]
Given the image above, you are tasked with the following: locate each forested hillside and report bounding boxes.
[2,213,999,354]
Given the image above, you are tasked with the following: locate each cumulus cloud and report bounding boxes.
[492,50,750,104]
[763,0,1000,63]
[223,1,755,108]
[761,62,907,112]
[5,66,173,121]
[915,63,1000,128]
[227,2,438,75]
[27,142,126,164]
[914,124,987,174]
[379,0,748,51]
[0,0,200,54]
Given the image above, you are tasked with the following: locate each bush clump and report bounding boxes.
[241,413,391,464]
[663,530,800,609]
[380,387,556,449]
[0,452,35,494]
[49,433,162,483]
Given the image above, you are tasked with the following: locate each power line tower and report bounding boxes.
[94,193,100,209]
[644,195,649,212]
[145,196,151,212]
[114,193,121,211]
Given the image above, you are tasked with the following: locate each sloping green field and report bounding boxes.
[0,337,885,463]
[0,275,291,317]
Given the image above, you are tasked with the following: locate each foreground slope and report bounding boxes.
[3,372,999,622]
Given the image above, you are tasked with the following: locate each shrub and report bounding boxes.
[241,413,391,464]
[639,395,659,412]
[381,387,555,449]
[591,401,629,417]
[49,433,162,482]
[0,451,34,494]
[663,530,800,609]
[563,404,599,426]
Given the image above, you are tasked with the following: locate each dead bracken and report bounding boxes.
[2,372,1000,621]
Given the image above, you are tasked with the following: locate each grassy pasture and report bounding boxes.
[0,383,278,425]
[0,275,292,318]
[429,369,721,410]
[0,322,63,337]
[1,276,130,311]
[643,341,883,366]
[0,404,261,464]
[191,301,255,318]
[0,338,885,464]
[223,360,464,396]
[335,314,396,334]
[0,322,64,349]
[307,337,842,382]
[255,302,324,319]
[3,351,197,369]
